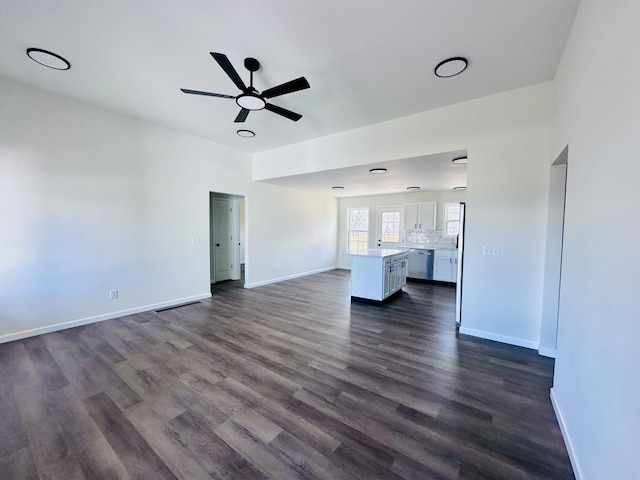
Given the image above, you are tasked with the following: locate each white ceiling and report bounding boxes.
[262,150,469,197]
[0,0,579,195]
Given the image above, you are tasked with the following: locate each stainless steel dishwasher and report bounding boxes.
[408,249,434,279]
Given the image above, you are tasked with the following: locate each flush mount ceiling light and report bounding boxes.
[407,186,420,191]
[332,186,344,190]
[453,186,467,191]
[369,168,387,174]
[236,129,255,138]
[434,57,467,78]
[452,156,468,164]
[26,48,71,70]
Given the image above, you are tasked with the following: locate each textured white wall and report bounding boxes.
[0,75,338,341]
[255,83,554,349]
[551,0,640,478]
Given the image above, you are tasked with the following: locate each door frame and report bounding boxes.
[375,205,405,249]
[455,202,466,330]
[210,192,245,284]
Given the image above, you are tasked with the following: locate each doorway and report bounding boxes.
[539,146,568,357]
[210,192,245,287]
[455,202,466,330]
[376,205,404,248]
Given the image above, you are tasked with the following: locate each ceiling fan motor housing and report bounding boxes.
[244,57,260,72]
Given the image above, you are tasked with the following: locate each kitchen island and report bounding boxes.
[350,248,409,301]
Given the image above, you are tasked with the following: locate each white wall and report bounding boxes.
[245,182,338,287]
[337,189,466,269]
[255,83,554,349]
[550,0,640,478]
[0,75,338,342]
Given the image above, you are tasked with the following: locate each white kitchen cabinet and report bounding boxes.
[351,249,408,301]
[405,202,436,230]
[433,249,458,283]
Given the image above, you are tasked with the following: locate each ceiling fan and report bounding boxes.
[181,52,310,123]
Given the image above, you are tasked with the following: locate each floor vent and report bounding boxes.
[155,301,201,313]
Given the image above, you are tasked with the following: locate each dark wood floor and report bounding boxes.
[0,270,574,479]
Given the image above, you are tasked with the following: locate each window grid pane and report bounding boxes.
[380,211,400,243]
[444,203,461,237]
[348,208,369,252]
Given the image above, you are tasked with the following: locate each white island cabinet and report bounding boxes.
[350,249,408,301]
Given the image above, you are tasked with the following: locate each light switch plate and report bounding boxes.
[483,245,500,256]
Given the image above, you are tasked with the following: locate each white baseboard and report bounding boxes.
[550,388,583,480]
[538,346,557,358]
[0,293,212,344]
[245,266,338,289]
[458,326,539,350]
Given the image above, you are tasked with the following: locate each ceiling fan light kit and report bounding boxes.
[369,168,387,174]
[181,52,310,124]
[435,57,468,78]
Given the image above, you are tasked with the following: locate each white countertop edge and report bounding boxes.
[349,248,409,258]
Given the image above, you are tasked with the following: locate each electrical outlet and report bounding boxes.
[109,289,119,300]
[482,245,500,256]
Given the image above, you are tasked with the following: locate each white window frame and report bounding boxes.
[347,207,370,253]
[443,202,462,237]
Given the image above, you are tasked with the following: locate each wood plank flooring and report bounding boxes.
[0,270,574,479]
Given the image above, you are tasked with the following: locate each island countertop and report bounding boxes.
[349,248,409,258]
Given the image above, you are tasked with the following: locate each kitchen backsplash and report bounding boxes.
[404,229,457,248]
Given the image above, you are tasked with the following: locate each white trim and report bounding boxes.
[0,293,212,344]
[458,326,539,350]
[538,346,557,358]
[245,266,337,289]
[550,388,583,480]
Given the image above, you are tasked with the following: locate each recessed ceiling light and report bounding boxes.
[406,186,420,190]
[26,48,71,70]
[435,57,467,78]
[332,186,344,190]
[452,156,468,164]
[453,186,467,191]
[369,168,387,174]
[236,129,255,138]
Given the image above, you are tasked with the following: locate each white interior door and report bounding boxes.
[212,198,232,282]
[376,206,404,249]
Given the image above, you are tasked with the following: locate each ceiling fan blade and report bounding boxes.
[234,108,250,123]
[262,77,310,99]
[265,103,303,121]
[210,52,247,91]
[180,88,235,99]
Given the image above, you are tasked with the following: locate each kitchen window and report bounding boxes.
[443,202,461,236]
[347,208,369,253]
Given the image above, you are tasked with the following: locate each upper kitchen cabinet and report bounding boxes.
[405,202,436,230]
